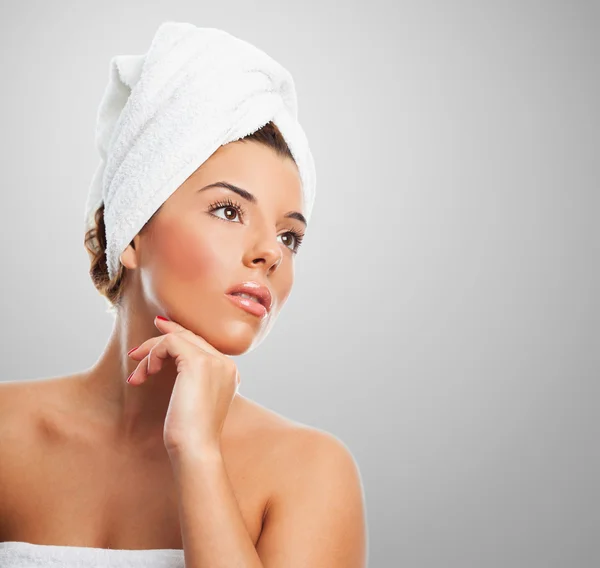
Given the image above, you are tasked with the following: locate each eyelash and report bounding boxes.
[207,197,305,254]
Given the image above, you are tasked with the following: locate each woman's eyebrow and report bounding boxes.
[197,181,307,227]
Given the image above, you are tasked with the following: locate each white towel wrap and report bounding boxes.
[84,21,316,281]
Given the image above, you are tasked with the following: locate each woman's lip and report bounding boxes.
[225,293,267,318]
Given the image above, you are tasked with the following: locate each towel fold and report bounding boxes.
[84,21,316,280]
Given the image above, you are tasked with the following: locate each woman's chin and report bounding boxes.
[197,323,264,356]
[207,336,254,356]
[164,304,274,356]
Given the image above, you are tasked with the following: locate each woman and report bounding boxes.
[0,21,367,568]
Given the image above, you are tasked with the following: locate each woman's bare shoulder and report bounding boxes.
[233,393,351,476]
[0,375,85,450]
[236,393,344,439]
[0,379,40,432]
[233,393,324,442]
[0,379,62,513]
[0,375,75,397]
[0,376,72,424]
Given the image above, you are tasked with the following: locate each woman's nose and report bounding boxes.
[244,232,283,273]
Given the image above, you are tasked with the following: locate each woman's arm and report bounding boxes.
[255,430,368,567]
[170,430,367,568]
[170,447,263,568]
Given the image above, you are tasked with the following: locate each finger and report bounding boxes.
[128,330,187,361]
[154,315,188,333]
[154,316,225,357]
[128,333,199,386]
[127,353,150,386]
[128,336,162,360]
[146,333,199,376]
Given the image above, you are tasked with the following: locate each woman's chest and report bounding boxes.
[1,434,269,549]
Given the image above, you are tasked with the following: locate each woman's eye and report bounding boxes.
[278,232,297,251]
[209,203,303,253]
[212,206,241,222]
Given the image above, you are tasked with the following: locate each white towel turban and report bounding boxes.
[84,21,316,281]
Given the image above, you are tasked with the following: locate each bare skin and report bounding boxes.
[0,374,304,549]
[0,139,367,564]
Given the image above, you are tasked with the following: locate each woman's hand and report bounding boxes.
[126,316,240,457]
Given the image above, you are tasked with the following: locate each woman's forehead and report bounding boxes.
[185,142,304,207]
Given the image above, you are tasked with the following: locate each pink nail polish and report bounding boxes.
[127,346,138,356]
[127,372,134,383]
[156,315,170,322]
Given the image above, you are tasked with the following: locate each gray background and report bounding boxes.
[1,1,598,566]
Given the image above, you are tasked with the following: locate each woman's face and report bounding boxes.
[125,140,306,355]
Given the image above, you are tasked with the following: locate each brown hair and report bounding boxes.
[83,120,296,310]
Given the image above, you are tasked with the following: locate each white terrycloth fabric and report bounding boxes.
[84,21,316,281]
[0,541,185,567]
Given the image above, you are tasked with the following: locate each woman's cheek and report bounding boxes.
[152,220,221,282]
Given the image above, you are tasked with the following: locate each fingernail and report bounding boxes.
[127,346,138,356]
[156,316,170,322]
[127,372,134,383]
